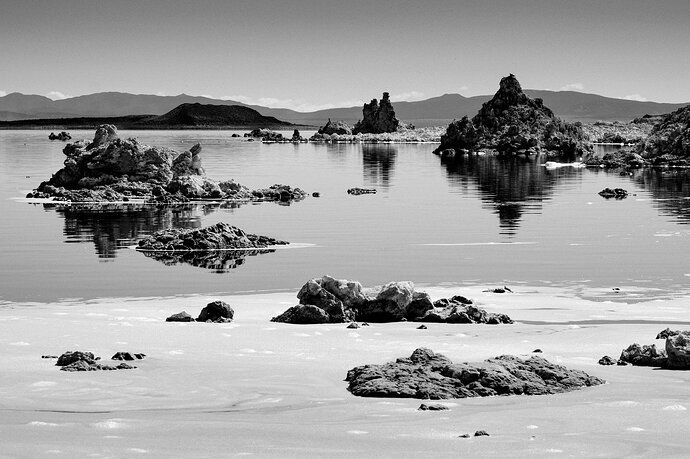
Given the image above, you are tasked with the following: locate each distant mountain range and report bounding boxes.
[1,90,687,125]
[0,103,293,129]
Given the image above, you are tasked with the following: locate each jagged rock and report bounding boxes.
[346,348,604,399]
[417,296,513,324]
[197,300,234,323]
[656,328,688,339]
[598,355,617,365]
[666,333,690,369]
[111,352,145,361]
[357,281,415,322]
[347,187,376,195]
[619,343,667,367]
[166,311,194,322]
[474,430,490,437]
[291,129,305,142]
[418,403,448,411]
[317,119,353,135]
[434,74,591,159]
[56,351,97,367]
[271,304,330,324]
[406,292,434,320]
[352,92,399,134]
[49,131,71,141]
[137,222,288,252]
[598,188,628,199]
[417,324,428,330]
[55,350,136,371]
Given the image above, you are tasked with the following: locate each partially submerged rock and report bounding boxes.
[347,187,377,195]
[418,403,449,411]
[346,348,604,399]
[619,343,667,367]
[49,131,71,141]
[434,74,591,159]
[111,352,145,361]
[166,311,194,322]
[598,355,617,365]
[598,188,628,199]
[271,276,513,325]
[352,92,399,134]
[317,119,353,135]
[137,222,288,252]
[197,300,234,323]
[55,351,136,371]
[27,125,306,203]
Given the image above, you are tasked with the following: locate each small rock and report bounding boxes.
[418,403,449,411]
[111,352,146,361]
[347,187,377,195]
[458,434,471,438]
[598,355,617,365]
[417,324,428,330]
[361,322,370,327]
[41,355,58,359]
[197,300,234,323]
[532,349,542,353]
[347,322,360,329]
[474,430,490,437]
[598,188,628,199]
[312,192,320,197]
[166,311,194,322]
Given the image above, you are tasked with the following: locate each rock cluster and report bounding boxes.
[656,328,687,339]
[136,222,288,252]
[27,125,306,203]
[166,300,234,323]
[352,92,399,134]
[49,131,71,141]
[434,74,591,159]
[55,351,137,371]
[616,331,690,369]
[270,275,513,324]
[345,348,604,399]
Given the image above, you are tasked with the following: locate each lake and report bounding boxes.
[1,130,688,303]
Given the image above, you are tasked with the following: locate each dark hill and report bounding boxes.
[145,103,291,127]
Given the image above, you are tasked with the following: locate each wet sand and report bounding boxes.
[1,285,689,457]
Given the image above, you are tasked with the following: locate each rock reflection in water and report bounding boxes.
[633,169,690,224]
[362,144,396,187]
[441,155,581,235]
[43,202,241,259]
[140,248,277,273]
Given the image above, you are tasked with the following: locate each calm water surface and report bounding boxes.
[0,130,688,302]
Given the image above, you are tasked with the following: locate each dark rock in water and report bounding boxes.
[617,360,629,366]
[583,148,647,169]
[56,351,97,367]
[347,322,360,329]
[346,348,604,399]
[474,430,490,437]
[166,311,194,322]
[271,304,330,324]
[656,328,687,339]
[197,300,234,323]
[434,74,590,159]
[358,281,415,322]
[291,129,304,141]
[252,184,307,202]
[318,119,353,136]
[458,434,471,438]
[111,352,145,361]
[417,296,513,325]
[666,333,690,369]
[417,324,428,330]
[598,355,617,365]
[361,322,370,326]
[484,287,509,293]
[352,92,399,134]
[49,131,71,141]
[406,291,435,320]
[418,403,448,411]
[619,343,667,367]
[137,222,288,252]
[41,355,58,359]
[347,187,377,195]
[598,188,628,199]
[231,133,240,137]
[533,349,542,353]
[312,192,320,197]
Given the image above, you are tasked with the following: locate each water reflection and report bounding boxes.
[633,169,690,224]
[43,202,239,259]
[140,248,277,273]
[362,144,396,187]
[441,155,582,235]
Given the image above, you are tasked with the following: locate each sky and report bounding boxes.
[1,0,688,110]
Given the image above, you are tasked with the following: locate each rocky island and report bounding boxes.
[26,125,307,203]
[434,74,591,159]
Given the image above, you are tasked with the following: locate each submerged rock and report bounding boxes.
[434,74,591,159]
[352,92,399,134]
[197,300,234,323]
[346,348,604,399]
[137,222,288,252]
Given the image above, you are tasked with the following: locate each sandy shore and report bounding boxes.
[1,285,689,457]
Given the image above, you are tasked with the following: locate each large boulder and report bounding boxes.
[197,300,234,323]
[352,92,399,134]
[666,333,690,369]
[434,74,591,159]
[346,348,604,399]
[619,343,667,367]
[270,304,330,324]
[357,281,415,322]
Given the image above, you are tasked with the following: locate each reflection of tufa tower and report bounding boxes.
[362,144,397,188]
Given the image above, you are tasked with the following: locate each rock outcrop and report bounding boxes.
[55,351,136,371]
[636,105,690,166]
[137,222,288,252]
[318,119,353,135]
[346,348,604,399]
[111,352,145,361]
[49,131,71,141]
[666,333,690,369]
[656,328,688,339]
[352,92,399,134]
[619,343,667,367]
[27,125,306,203]
[271,276,513,324]
[434,74,591,159]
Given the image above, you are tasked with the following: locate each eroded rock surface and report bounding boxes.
[619,343,667,367]
[352,92,399,134]
[666,333,690,369]
[346,348,604,399]
[434,74,590,159]
[166,311,194,322]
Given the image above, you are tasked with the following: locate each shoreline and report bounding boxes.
[1,284,689,456]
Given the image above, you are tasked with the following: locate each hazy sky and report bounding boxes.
[1,0,688,110]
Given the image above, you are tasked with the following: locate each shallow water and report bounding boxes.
[0,130,688,302]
